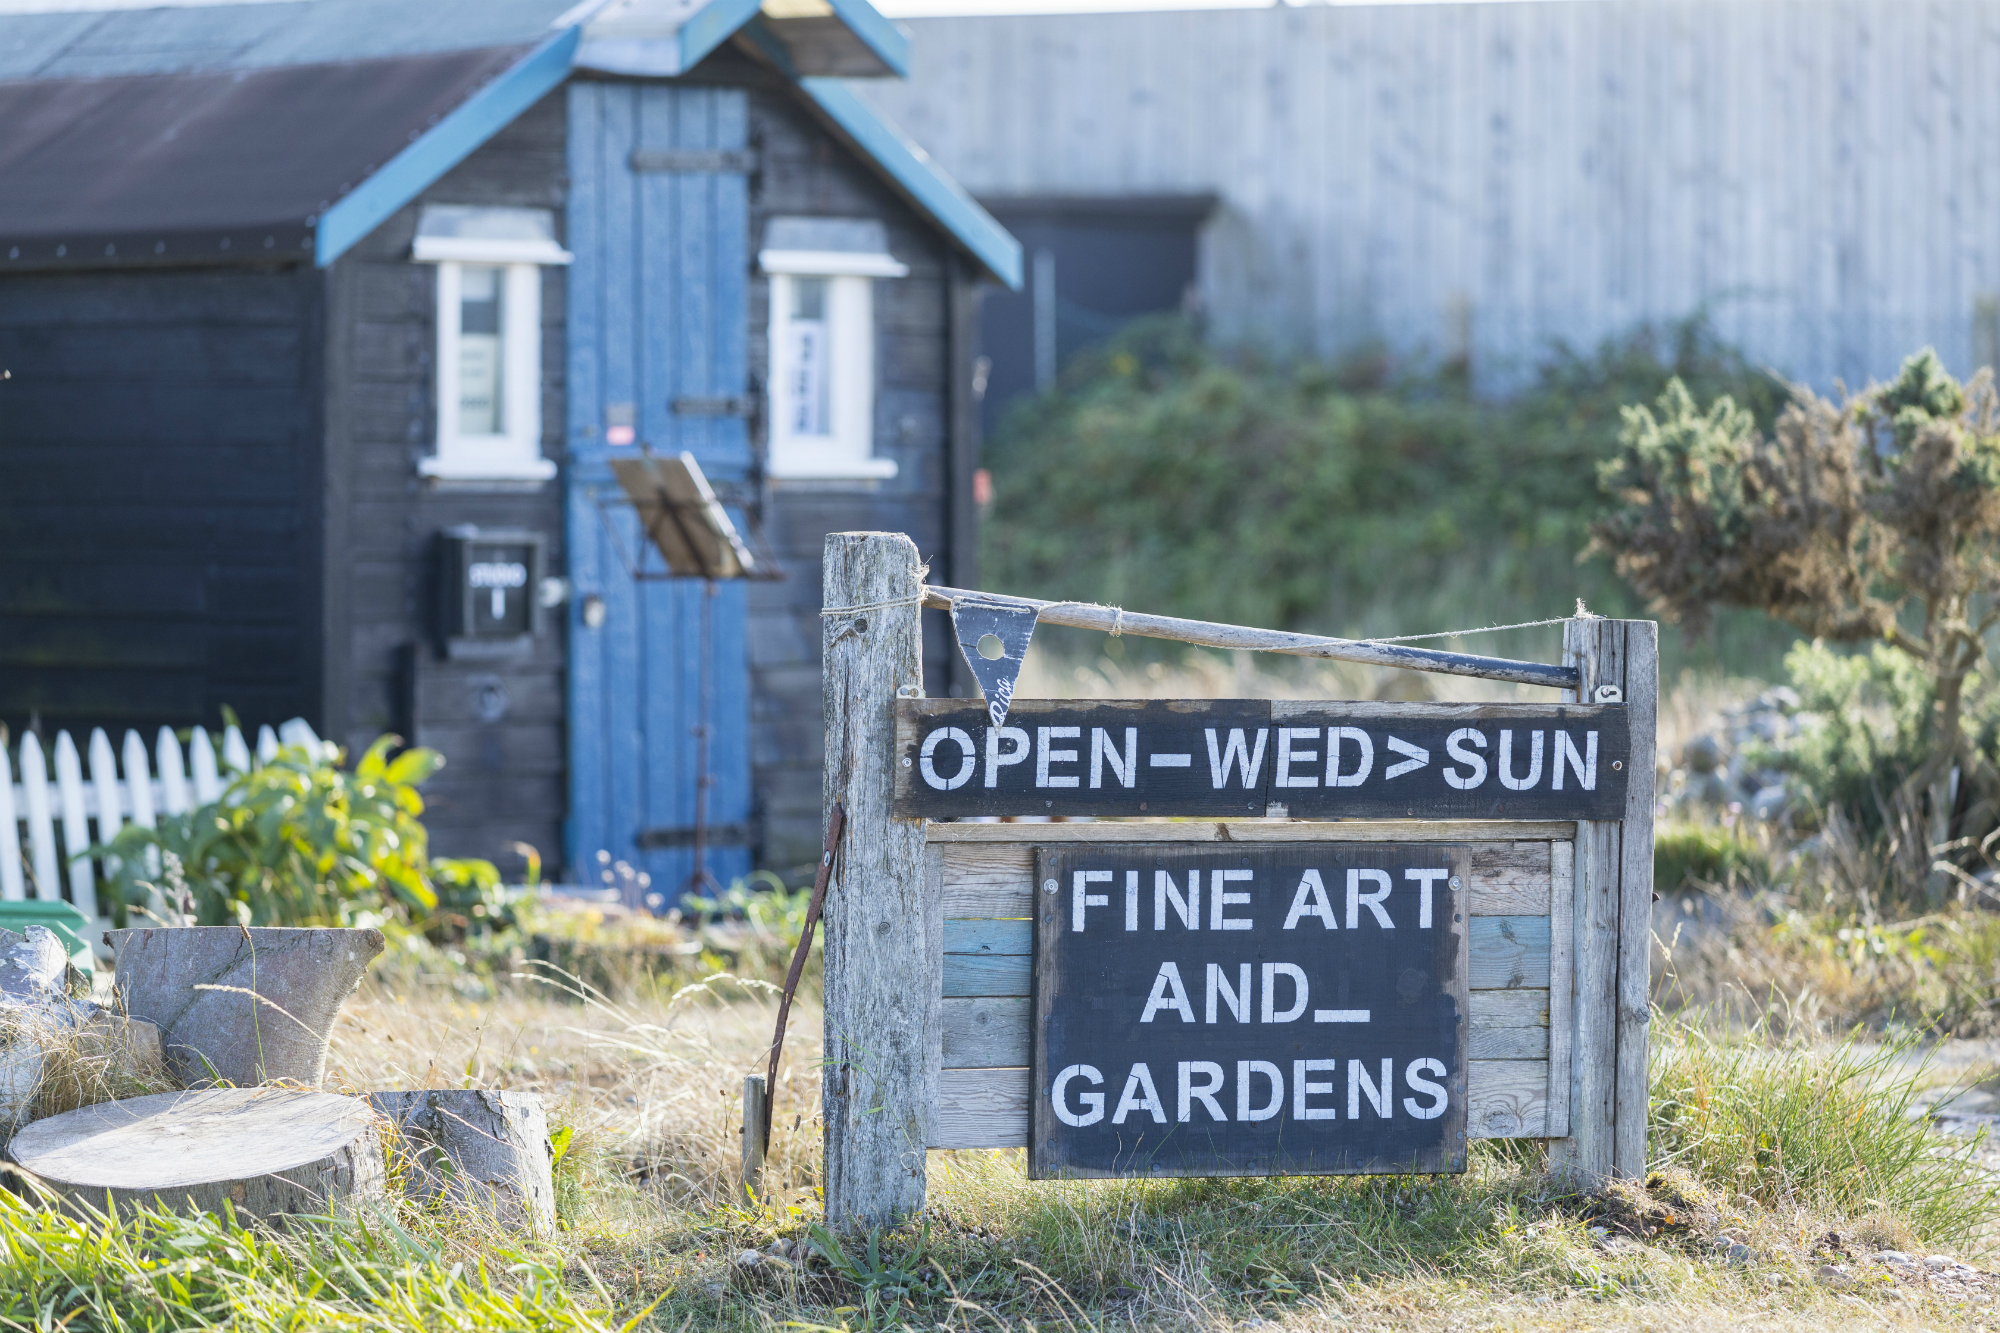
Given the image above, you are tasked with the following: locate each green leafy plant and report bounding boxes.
[806,1220,950,1321]
[97,734,493,929]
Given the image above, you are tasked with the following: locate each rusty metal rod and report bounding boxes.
[921,585,1581,691]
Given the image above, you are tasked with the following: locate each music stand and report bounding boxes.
[604,449,780,903]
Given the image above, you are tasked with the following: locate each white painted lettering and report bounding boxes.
[1553,730,1598,790]
[1139,962,1195,1023]
[1443,727,1488,789]
[1206,962,1251,1023]
[1349,1057,1393,1119]
[1052,1064,1104,1126]
[1072,869,1111,932]
[1204,728,1268,788]
[1405,867,1450,928]
[1262,962,1308,1022]
[1404,1058,1448,1120]
[1090,727,1138,788]
[1328,727,1374,787]
[1281,869,1337,930]
[1293,1058,1338,1120]
[1112,1063,1167,1124]
[1313,1008,1370,1023]
[1498,729,1545,790]
[1149,752,1192,768]
[985,726,1029,787]
[1155,870,1200,930]
[1037,726,1081,788]
[1275,727,1320,788]
[1178,1061,1227,1122]
[1124,870,1139,931]
[1347,868,1393,928]
[1237,1060,1284,1122]
[1210,868,1254,930]
[919,726,977,790]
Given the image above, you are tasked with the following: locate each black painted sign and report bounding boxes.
[1031,843,1469,1178]
[894,699,1630,821]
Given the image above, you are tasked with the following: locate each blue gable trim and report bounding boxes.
[797,77,1022,290]
[676,0,761,73]
[822,0,910,79]
[314,25,580,267]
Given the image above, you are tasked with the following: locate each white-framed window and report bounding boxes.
[412,205,572,483]
[761,217,908,481]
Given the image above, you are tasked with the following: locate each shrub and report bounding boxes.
[981,314,1786,646]
[98,734,500,931]
[1654,821,1771,894]
[1594,352,2000,896]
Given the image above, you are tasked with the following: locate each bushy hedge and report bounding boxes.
[980,317,1789,651]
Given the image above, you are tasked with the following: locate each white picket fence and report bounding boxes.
[0,718,326,937]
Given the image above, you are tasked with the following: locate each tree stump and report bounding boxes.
[369,1090,556,1233]
[107,927,384,1087]
[8,1087,386,1221]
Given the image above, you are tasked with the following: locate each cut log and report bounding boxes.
[0,926,100,1130]
[0,926,81,1005]
[9,1087,386,1222]
[107,926,384,1087]
[369,1090,555,1233]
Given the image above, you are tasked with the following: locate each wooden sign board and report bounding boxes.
[894,700,1630,822]
[1031,843,1469,1179]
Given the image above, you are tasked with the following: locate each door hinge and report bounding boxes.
[630,149,755,174]
[672,395,753,418]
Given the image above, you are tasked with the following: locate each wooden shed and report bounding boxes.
[0,0,1021,888]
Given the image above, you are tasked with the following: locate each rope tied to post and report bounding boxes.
[759,801,846,1156]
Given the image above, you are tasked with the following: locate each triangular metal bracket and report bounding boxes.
[949,594,1041,728]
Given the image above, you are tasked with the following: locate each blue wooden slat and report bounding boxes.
[564,82,607,880]
[944,919,1031,956]
[566,81,753,895]
[943,954,1032,998]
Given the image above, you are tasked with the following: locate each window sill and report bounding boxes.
[419,454,558,483]
[767,455,899,481]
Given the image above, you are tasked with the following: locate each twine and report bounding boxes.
[819,594,924,618]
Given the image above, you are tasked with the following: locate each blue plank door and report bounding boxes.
[565,81,753,900]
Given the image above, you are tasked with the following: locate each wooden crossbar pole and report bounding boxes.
[920,584,1580,691]
[821,533,937,1226]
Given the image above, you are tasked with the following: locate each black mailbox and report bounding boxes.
[439,526,544,658]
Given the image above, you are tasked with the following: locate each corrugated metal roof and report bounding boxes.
[0,0,578,81]
[0,45,530,264]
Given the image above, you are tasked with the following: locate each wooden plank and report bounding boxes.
[942,988,1548,1070]
[820,533,936,1225]
[927,820,1575,843]
[943,919,1030,955]
[942,997,1030,1068]
[930,1060,1548,1148]
[1467,916,1551,990]
[0,744,21,901]
[1545,839,1574,1139]
[940,837,1552,918]
[1614,622,1658,1178]
[934,1067,1029,1149]
[1467,1060,1548,1139]
[896,699,1630,821]
[943,953,1032,997]
[1550,619,1622,1184]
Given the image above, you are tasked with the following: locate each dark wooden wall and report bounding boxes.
[319,91,568,870]
[742,82,979,872]
[0,263,323,737]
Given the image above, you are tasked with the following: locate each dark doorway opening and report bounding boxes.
[976,195,1216,441]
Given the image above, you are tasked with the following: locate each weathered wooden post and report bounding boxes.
[820,532,937,1225]
[1549,615,1657,1183]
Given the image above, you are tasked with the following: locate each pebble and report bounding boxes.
[1725,1243,1754,1266]
[1817,1265,1853,1288]
[735,1249,763,1269]
[1871,1250,1916,1266]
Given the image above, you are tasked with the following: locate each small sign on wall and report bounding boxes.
[438,525,544,658]
[1031,843,1469,1179]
